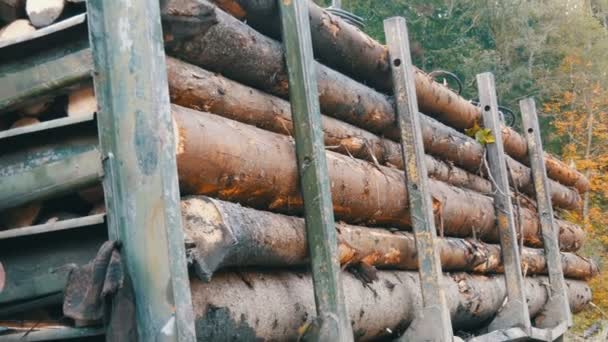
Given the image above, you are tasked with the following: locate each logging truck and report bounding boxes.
[0,0,596,341]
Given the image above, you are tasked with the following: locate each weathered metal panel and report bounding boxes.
[0,41,92,113]
[0,145,102,210]
[86,0,195,340]
[278,0,352,340]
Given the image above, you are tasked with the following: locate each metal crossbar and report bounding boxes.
[384,17,457,342]
[278,0,352,341]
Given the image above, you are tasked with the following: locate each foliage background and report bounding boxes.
[315,0,608,334]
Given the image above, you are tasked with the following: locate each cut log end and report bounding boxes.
[10,116,39,128]
[0,18,35,41]
[67,86,97,117]
[26,0,65,27]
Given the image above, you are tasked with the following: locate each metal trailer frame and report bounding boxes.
[0,1,575,341]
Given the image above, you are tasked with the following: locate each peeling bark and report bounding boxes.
[181,196,598,280]
[166,57,581,210]
[190,270,591,341]
[172,105,585,251]
[163,0,589,194]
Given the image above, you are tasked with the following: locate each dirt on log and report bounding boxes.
[166,57,581,210]
[190,270,591,341]
[162,0,589,194]
[172,105,585,251]
[182,196,598,281]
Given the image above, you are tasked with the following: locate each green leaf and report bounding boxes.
[475,128,495,145]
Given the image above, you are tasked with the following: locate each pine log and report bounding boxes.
[21,100,50,117]
[208,0,590,194]
[0,18,34,41]
[10,116,38,128]
[172,105,585,251]
[0,0,25,22]
[166,57,581,210]
[0,201,41,229]
[190,270,591,341]
[182,196,597,280]
[162,0,589,194]
[67,85,96,117]
[25,0,64,28]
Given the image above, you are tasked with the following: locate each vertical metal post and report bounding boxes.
[86,1,196,341]
[278,0,352,341]
[520,98,572,335]
[384,17,455,342]
[476,73,531,335]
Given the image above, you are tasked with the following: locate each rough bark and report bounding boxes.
[172,105,585,251]
[190,270,591,341]
[164,0,589,194]
[166,57,581,210]
[182,196,598,280]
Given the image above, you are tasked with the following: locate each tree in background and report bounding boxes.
[317,0,608,331]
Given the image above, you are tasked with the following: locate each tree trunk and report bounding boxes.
[172,105,585,251]
[171,0,590,193]
[166,57,582,210]
[182,196,598,281]
[190,270,591,341]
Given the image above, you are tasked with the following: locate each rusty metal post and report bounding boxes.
[384,17,455,342]
[472,73,531,341]
[278,0,352,340]
[521,98,571,341]
[86,0,196,341]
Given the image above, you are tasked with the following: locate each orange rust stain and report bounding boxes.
[383,248,401,264]
[214,0,247,19]
[361,251,382,266]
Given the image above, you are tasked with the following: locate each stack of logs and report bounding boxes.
[0,0,599,340]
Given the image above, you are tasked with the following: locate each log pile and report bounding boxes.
[0,0,598,339]
[158,0,596,338]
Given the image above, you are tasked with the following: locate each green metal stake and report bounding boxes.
[520,98,571,341]
[278,0,352,340]
[384,17,455,342]
[86,1,196,341]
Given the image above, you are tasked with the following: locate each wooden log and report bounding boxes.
[0,18,34,41]
[166,57,581,210]
[172,105,585,251]
[67,85,96,117]
[0,0,25,23]
[190,270,591,341]
[10,116,38,128]
[25,0,64,28]
[21,100,50,117]
[208,0,591,194]
[163,0,590,194]
[0,261,4,293]
[0,201,41,229]
[182,196,598,280]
